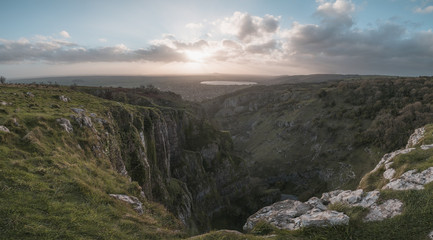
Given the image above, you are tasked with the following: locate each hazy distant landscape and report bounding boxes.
[11,74,367,101]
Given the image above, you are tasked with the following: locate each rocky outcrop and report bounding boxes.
[0,125,10,133]
[429,230,433,240]
[243,198,348,231]
[383,167,433,190]
[59,95,70,102]
[243,188,402,231]
[406,127,425,148]
[364,199,403,222]
[322,189,380,208]
[70,108,94,129]
[56,118,73,133]
[109,194,144,215]
[299,210,349,228]
[360,126,432,189]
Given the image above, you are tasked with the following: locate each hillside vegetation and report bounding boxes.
[204,76,433,200]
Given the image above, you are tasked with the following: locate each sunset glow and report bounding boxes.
[185,50,209,63]
[1,0,433,78]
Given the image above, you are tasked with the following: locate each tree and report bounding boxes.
[0,76,5,84]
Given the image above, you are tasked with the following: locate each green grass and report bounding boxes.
[0,85,184,239]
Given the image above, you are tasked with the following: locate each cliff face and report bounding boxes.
[80,86,256,232]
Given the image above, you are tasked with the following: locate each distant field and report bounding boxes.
[11,75,271,102]
[11,74,366,102]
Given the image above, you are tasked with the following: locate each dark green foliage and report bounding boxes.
[204,76,433,199]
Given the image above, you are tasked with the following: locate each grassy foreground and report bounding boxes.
[0,84,184,239]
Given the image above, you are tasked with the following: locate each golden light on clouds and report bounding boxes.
[185,50,209,63]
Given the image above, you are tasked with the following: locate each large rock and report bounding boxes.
[364,199,403,222]
[406,127,425,148]
[71,108,85,114]
[243,199,312,231]
[59,95,70,102]
[421,144,433,150]
[298,209,349,228]
[243,197,352,231]
[109,194,144,215]
[0,125,10,133]
[56,118,73,133]
[383,168,396,180]
[383,167,433,190]
[321,189,380,208]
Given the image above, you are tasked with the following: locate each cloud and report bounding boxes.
[245,40,277,54]
[98,38,108,43]
[173,39,209,51]
[0,38,187,63]
[59,30,71,38]
[280,0,433,75]
[222,39,242,49]
[1,0,433,76]
[414,5,433,13]
[217,12,280,43]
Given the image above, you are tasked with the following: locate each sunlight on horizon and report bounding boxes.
[185,50,209,63]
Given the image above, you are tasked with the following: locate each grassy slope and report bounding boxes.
[0,85,184,239]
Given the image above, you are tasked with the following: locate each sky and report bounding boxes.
[1,0,433,78]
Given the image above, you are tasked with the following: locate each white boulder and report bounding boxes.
[364,199,403,222]
[383,167,433,190]
[56,118,73,133]
[109,194,144,215]
[0,125,10,133]
[406,127,425,148]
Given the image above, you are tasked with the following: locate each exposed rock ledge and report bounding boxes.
[0,125,10,133]
[109,194,144,215]
[359,126,433,191]
[243,189,403,231]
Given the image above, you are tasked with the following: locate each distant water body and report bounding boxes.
[200,81,257,86]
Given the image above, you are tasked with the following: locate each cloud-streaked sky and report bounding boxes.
[1,0,433,78]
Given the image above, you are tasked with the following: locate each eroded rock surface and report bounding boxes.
[59,95,70,102]
[109,194,144,215]
[406,127,425,148]
[244,189,400,231]
[243,197,354,231]
[383,167,433,190]
[364,199,403,222]
[0,125,10,133]
[56,118,73,133]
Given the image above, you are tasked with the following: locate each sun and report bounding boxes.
[185,50,208,63]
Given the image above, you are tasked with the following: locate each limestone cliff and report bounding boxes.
[79,86,257,232]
